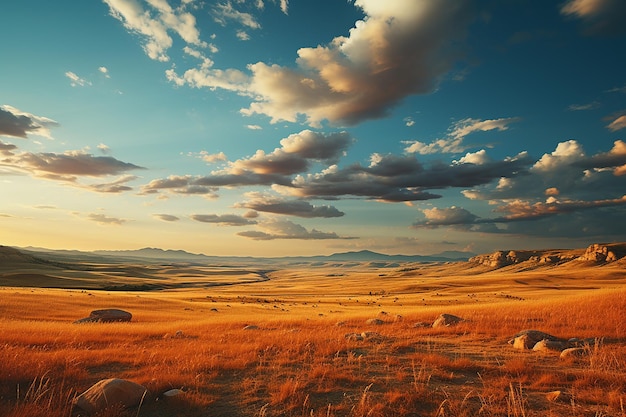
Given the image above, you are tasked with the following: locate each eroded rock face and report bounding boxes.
[74,309,132,324]
[74,378,147,415]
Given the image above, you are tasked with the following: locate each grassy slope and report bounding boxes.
[0,248,625,416]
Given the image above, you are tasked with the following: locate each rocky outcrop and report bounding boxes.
[74,309,132,324]
[74,379,147,415]
[470,243,626,268]
[577,243,620,262]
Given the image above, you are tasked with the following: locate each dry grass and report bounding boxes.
[0,260,625,417]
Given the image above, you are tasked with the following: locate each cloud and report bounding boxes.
[236,30,250,41]
[86,175,138,193]
[607,114,626,131]
[234,192,344,218]
[87,213,127,225]
[103,0,206,62]
[567,101,600,111]
[412,206,477,228]
[212,2,261,29]
[0,105,59,139]
[99,67,111,78]
[65,71,91,87]
[237,219,355,240]
[240,1,475,126]
[97,143,111,154]
[404,117,520,154]
[281,151,531,202]
[191,213,257,226]
[199,151,227,163]
[142,130,352,195]
[4,150,144,179]
[246,124,262,130]
[153,213,180,222]
[561,0,626,35]
[0,140,17,156]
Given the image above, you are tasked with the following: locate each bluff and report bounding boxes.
[468,243,626,268]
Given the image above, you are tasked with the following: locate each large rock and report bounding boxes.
[74,378,148,415]
[74,309,132,324]
[532,339,566,353]
[432,313,464,328]
[577,243,618,262]
[508,330,563,349]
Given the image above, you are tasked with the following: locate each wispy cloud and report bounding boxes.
[237,219,355,240]
[607,114,626,131]
[404,117,520,155]
[86,213,127,225]
[191,213,257,226]
[99,67,111,78]
[153,213,180,222]
[561,0,626,35]
[212,2,261,29]
[65,71,91,87]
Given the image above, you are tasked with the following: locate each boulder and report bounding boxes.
[74,378,147,415]
[365,318,385,325]
[560,347,588,360]
[511,334,534,350]
[508,330,562,349]
[432,313,464,328]
[532,339,566,353]
[74,309,132,324]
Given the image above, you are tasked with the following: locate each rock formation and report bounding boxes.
[74,378,147,415]
[74,309,132,324]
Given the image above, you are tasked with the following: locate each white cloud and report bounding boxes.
[99,66,111,78]
[65,71,91,87]
[404,117,520,154]
[0,105,59,139]
[212,2,261,29]
[236,30,250,41]
[103,0,206,62]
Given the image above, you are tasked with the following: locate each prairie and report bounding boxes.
[0,245,625,416]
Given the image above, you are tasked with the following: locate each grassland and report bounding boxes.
[0,247,625,416]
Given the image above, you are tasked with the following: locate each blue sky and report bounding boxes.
[1,0,625,256]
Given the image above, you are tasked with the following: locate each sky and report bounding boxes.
[1,0,626,257]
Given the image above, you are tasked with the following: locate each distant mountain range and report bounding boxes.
[19,246,474,264]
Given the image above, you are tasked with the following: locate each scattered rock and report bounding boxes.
[74,309,132,324]
[532,339,566,353]
[577,243,618,262]
[511,334,534,350]
[365,318,384,325]
[432,313,464,328]
[162,388,184,397]
[508,330,562,349]
[361,331,383,341]
[545,390,570,402]
[560,347,588,360]
[413,321,431,328]
[345,332,364,341]
[74,378,147,415]
[243,324,259,330]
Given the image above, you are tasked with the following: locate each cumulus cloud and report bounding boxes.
[0,105,59,139]
[142,130,352,195]
[234,192,344,218]
[153,213,180,222]
[103,0,206,62]
[412,206,477,228]
[191,213,257,226]
[65,71,91,87]
[404,117,520,155]
[199,151,227,163]
[237,219,354,240]
[561,0,626,35]
[240,0,475,126]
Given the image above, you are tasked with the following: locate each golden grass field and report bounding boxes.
[0,246,625,416]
